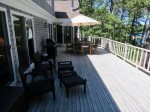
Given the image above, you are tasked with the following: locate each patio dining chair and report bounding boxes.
[66,42,73,52]
[82,41,91,54]
[90,39,100,54]
[73,41,83,54]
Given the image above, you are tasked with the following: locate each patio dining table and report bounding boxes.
[72,41,93,54]
[65,41,97,55]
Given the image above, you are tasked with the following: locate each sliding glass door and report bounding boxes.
[13,15,30,69]
[0,11,13,86]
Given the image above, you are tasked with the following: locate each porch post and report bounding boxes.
[62,26,64,44]
[78,26,80,39]
[124,43,128,61]
[56,25,57,42]
[71,27,73,42]
[73,27,75,41]
[52,24,54,39]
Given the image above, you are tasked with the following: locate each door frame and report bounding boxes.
[10,10,35,69]
[0,7,15,83]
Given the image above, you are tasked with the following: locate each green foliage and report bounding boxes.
[80,0,150,45]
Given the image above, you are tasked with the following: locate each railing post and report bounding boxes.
[89,36,91,42]
[109,40,112,51]
[87,35,89,41]
[124,43,128,61]
[101,38,103,48]
[62,26,64,44]
[140,50,144,67]
[135,49,140,68]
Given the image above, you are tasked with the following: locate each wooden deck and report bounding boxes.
[29,46,150,112]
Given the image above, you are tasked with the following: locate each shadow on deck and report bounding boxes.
[28,47,120,112]
[29,46,150,112]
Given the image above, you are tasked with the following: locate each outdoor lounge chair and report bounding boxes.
[19,68,55,107]
[58,61,74,78]
[60,71,87,98]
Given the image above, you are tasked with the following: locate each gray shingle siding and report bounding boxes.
[0,3,20,81]
[32,0,55,15]
[0,2,51,83]
[33,17,48,53]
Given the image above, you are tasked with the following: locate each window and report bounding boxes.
[48,24,53,39]
[0,11,13,86]
[13,15,30,68]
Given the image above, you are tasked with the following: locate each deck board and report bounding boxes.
[28,46,150,112]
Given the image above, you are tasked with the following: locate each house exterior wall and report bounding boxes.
[32,0,55,16]
[54,0,80,43]
[0,0,55,84]
[33,17,48,52]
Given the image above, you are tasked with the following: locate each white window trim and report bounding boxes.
[10,10,36,68]
[46,0,52,7]
[11,11,37,52]
[11,11,33,19]
[0,0,56,23]
[0,7,17,84]
[32,19,37,52]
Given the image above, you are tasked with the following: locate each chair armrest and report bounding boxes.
[24,72,32,75]
[60,71,77,79]
[46,70,53,78]
[24,72,32,79]
[44,77,55,89]
[58,61,72,65]
[48,60,53,67]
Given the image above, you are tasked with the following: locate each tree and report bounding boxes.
[80,0,150,45]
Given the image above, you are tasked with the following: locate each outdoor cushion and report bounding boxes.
[58,61,74,78]
[60,71,87,98]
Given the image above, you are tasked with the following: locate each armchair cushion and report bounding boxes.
[58,61,74,78]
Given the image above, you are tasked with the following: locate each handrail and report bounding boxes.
[87,36,150,74]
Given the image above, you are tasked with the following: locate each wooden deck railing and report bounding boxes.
[87,36,150,74]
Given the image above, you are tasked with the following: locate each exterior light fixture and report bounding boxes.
[44,22,48,28]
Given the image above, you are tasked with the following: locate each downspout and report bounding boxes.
[71,0,74,11]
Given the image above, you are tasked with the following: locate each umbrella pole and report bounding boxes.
[78,26,80,39]
[73,27,75,41]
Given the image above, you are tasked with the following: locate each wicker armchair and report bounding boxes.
[19,68,55,107]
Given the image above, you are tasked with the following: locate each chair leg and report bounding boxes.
[24,94,29,109]
[53,90,55,100]
[84,80,87,93]
[58,71,60,78]
[32,76,35,83]
[53,58,56,71]
[66,88,69,98]
[60,79,62,87]
[84,84,86,93]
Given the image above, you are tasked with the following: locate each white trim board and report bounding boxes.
[11,11,33,19]
[10,10,35,50]
[0,0,57,23]
[56,18,72,26]
[0,7,7,12]
[0,7,17,83]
